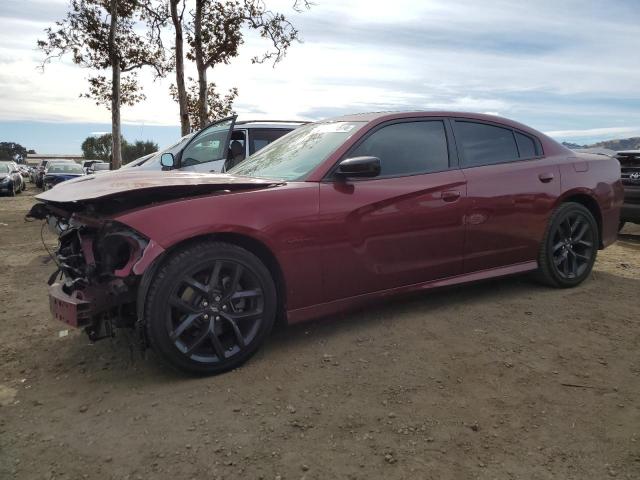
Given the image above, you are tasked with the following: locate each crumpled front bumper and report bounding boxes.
[49,283,115,328]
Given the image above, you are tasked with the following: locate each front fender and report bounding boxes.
[112,183,323,311]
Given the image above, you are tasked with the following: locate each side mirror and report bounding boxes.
[336,156,381,178]
[160,153,175,169]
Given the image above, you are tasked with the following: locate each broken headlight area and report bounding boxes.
[46,214,149,342]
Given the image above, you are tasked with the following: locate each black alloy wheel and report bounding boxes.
[145,241,277,375]
[537,202,598,288]
[550,212,595,279]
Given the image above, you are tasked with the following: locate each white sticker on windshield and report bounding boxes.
[313,122,358,133]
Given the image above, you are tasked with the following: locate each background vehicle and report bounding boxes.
[87,162,110,174]
[81,159,103,174]
[17,165,31,185]
[121,152,155,169]
[34,159,49,188]
[42,162,85,190]
[0,162,24,196]
[614,150,640,230]
[30,111,623,375]
[131,119,306,173]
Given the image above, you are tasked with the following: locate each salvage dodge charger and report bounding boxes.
[29,112,623,375]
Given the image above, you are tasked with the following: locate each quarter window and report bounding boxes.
[349,121,449,177]
[456,121,519,167]
[515,131,538,158]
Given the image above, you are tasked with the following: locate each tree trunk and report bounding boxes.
[194,0,208,129]
[170,0,189,135]
[109,0,122,170]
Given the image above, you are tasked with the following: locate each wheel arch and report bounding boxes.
[136,232,288,333]
[556,190,603,248]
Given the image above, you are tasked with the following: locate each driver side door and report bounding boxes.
[178,116,237,173]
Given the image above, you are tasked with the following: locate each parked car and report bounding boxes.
[1,161,25,193]
[0,162,24,196]
[87,162,110,174]
[17,165,31,185]
[42,162,85,190]
[35,159,76,188]
[613,150,640,230]
[126,118,306,173]
[81,159,103,174]
[29,111,623,375]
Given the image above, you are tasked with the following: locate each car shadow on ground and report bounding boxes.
[618,232,640,245]
[53,272,539,383]
[50,268,640,385]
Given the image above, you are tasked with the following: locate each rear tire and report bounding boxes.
[536,202,598,288]
[145,241,277,375]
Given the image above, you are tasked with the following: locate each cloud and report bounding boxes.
[1,0,640,150]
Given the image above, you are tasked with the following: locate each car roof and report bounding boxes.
[324,110,550,138]
[234,120,308,129]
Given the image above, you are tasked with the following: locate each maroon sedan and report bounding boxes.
[29,112,623,375]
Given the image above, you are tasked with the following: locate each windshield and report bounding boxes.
[48,163,84,174]
[228,121,366,180]
[0,164,10,173]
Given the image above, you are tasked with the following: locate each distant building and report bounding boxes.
[25,153,83,166]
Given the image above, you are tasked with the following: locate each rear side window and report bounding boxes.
[455,121,519,167]
[249,129,290,155]
[349,121,449,177]
[515,131,538,158]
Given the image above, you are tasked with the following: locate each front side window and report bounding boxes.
[349,121,449,177]
[181,118,233,167]
[456,121,519,167]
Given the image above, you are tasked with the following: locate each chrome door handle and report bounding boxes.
[441,190,461,202]
[538,172,555,183]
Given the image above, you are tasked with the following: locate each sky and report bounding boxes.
[0,0,639,153]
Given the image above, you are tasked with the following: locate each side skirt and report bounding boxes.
[287,260,538,325]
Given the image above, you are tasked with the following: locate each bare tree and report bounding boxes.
[170,0,191,135]
[170,80,237,130]
[185,0,312,129]
[38,0,166,169]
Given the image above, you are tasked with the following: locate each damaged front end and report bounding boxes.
[29,202,163,343]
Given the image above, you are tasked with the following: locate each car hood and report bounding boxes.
[29,170,284,219]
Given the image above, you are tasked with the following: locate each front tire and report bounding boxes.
[144,241,277,375]
[536,202,598,288]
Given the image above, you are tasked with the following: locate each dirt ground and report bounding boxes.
[0,188,639,480]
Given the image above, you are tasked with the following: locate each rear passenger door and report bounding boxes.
[452,119,560,273]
